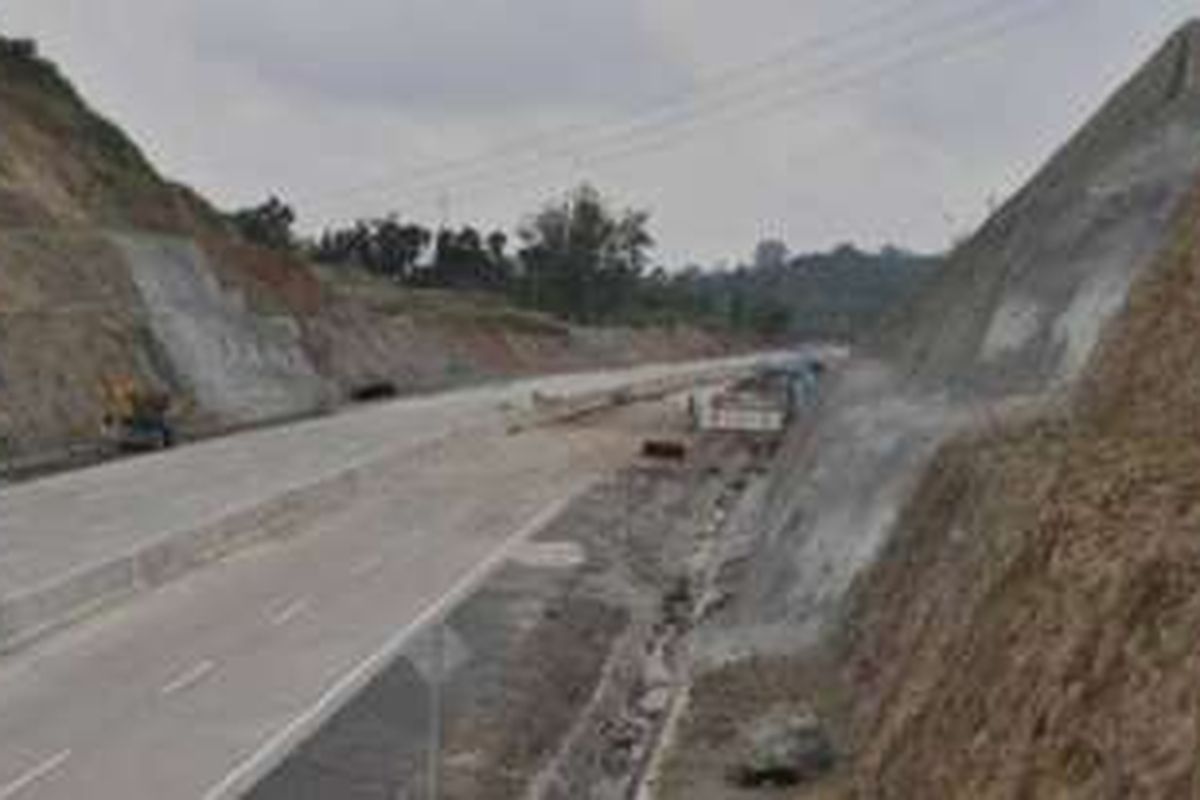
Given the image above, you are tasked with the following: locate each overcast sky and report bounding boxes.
[3,1,1196,265]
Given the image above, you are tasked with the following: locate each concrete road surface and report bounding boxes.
[0,356,774,799]
[0,354,777,657]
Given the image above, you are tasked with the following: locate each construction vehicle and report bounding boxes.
[642,439,688,461]
[100,376,175,452]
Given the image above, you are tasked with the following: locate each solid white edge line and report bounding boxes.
[160,660,218,697]
[200,486,586,800]
[0,750,72,800]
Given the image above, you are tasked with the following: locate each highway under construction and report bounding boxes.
[0,354,795,800]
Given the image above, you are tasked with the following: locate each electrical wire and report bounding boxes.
[304,0,1079,221]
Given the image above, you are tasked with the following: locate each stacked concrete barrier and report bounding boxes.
[508,364,754,433]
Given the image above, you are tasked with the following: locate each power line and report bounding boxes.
[516,1,1017,164]
[306,0,1076,220]
[302,0,996,213]
[300,0,937,208]
[442,2,1055,197]
[584,0,1074,169]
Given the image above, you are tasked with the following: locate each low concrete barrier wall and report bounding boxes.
[0,455,366,656]
[0,361,761,656]
[0,558,138,655]
[509,364,751,433]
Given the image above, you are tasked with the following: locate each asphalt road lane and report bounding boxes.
[0,355,768,600]
[0,394,676,799]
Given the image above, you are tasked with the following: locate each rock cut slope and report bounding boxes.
[0,41,729,464]
[712,19,1200,654]
[891,19,1200,396]
[832,26,1200,797]
[837,210,1200,796]
[658,21,1200,799]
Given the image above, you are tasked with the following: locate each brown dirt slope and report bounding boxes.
[833,170,1200,799]
[0,41,730,463]
[615,20,1200,800]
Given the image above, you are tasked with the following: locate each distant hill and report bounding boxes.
[694,244,939,343]
[776,245,939,341]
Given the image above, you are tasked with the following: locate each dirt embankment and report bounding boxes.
[833,176,1200,800]
[0,42,733,468]
[707,21,1200,657]
[641,20,1200,800]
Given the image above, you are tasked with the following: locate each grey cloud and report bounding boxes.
[189,0,690,113]
[5,0,1198,264]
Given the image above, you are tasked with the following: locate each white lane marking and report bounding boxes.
[0,750,72,800]
[201,487,588,800]
[160,660,217,697]
[350,556,385,578]
[269,599,311,627]
[510,541,586,569]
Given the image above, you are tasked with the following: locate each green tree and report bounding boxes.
[753,239,789,272]
[228,196,296,251]
[517,184,653,323]
[428,226,509,290]
[312,216,431,281]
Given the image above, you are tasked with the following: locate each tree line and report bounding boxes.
[230,186,656,324]
[227,185,933,339]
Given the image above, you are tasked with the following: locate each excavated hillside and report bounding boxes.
[648,21,1200,800]
[0,42,728,466]
[706,21,1200,654]
[892,18,1200,397]
[836,185,1200,796]
[823,27,1200,796]
[830,184,1200,796]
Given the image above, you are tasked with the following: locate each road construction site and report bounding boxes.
[250,393,782,800]
[0,354,788,800]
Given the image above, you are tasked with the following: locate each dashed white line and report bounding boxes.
[350,556,384,578]
[160,660,217,697]
[0,750,72,800]
[201,489,586,800]
[269,599,311,627]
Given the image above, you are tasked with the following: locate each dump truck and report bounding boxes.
[100,376,175,452]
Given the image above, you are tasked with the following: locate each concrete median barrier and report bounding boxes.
[0,557,139,656]
[508,363,756,433]
[0,358,770,657]
[0,461,365,656]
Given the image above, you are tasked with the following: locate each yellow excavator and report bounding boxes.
[100,376,175,452]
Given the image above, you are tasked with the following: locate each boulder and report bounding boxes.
[728,706,835,788]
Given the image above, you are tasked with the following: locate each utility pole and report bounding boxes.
[427,622,444,800]
[563,186,574,255]
[625,470,635,542]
